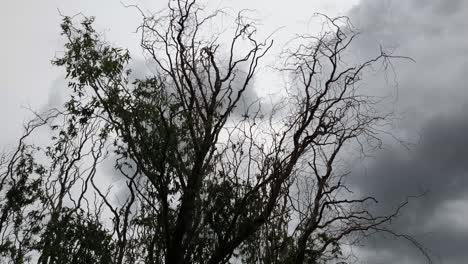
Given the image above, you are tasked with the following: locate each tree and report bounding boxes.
[0,0,429,263]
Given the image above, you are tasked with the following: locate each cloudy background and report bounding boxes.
[348,1,468,263]
[1,0,467,263]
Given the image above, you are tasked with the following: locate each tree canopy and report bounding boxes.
[0,1,429,263]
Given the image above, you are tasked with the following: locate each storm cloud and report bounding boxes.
[2,0,468,263]
[346,0,468,263]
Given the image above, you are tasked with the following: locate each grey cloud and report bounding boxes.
[351,108,468,264]
[344,0,468,263]
[3,0,468,262]
[349,0,468,130]
[354,108,468,214]
[131,58,265,118]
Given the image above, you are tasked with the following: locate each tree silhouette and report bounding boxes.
[0,0,430,263]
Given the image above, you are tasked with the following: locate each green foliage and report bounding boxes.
[0,1,418,264]
[37,212,113,264]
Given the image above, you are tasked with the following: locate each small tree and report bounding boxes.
[0,0,429,263]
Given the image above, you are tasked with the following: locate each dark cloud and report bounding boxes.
[350,0,468,130]
[352,109,468,263]
[345,0,468,263]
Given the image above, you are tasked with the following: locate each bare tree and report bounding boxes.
[0,1,430,263]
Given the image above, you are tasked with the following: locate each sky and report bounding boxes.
[1,0,468,263]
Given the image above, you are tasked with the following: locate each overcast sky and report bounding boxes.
[1,0,468,263]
